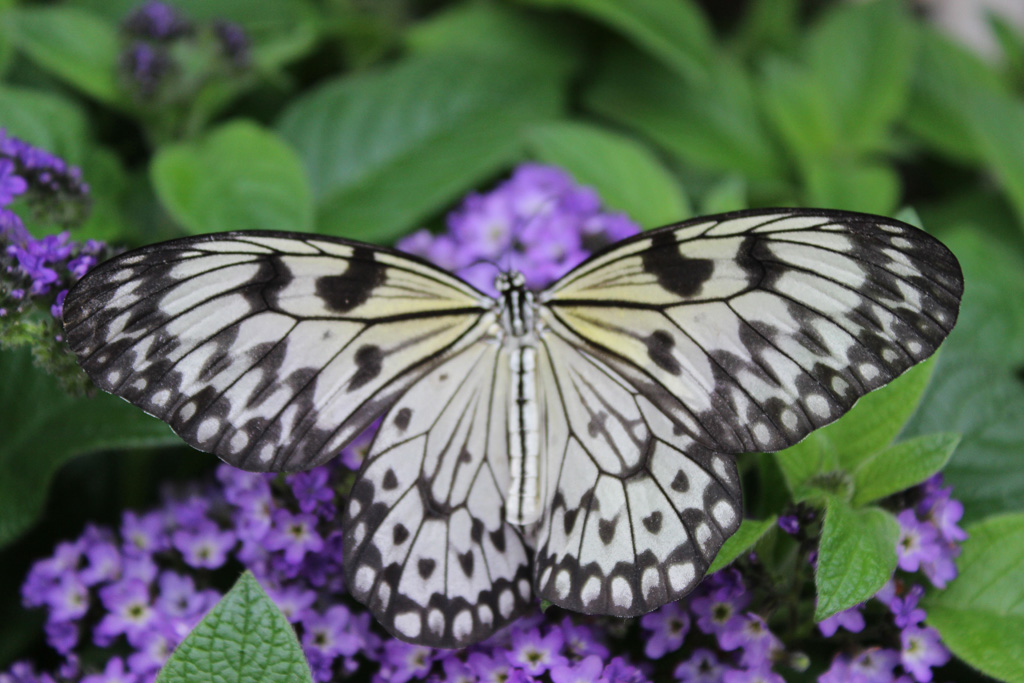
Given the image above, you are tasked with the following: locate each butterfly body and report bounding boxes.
[62,209,963,648]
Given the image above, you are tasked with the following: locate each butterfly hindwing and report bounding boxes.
[542,209,963,456]
[531,332,742,616]
[63,232,490,472]
[342,341,533,648]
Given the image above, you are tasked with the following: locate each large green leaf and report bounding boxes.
[151,120,314,234]
[0,84,89,165]
[156,572,312,683]
[519,0,712,81]
[0,348,180,547]
[774,359,937,499]
[851,433,960,506]
[277,54,564,243]
[585,46,783,180]
[905,228,1024,520]
[6,7,122,105]
[924,514,1024,683]
[406,1,580,75]
[815,498,898,621]
[804,0,916,152]
[526,121,690,227]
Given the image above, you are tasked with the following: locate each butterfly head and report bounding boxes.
[494,270,526,293]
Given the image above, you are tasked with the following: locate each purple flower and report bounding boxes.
[80,541,122,585]
[288,468,335,516]
[266,583,316,623]
[121,511,167,556]
[778,515,801,535]
[265,509,324,565]
[723,668,785,683]
[900,626,950,682]
[46,574,89,622]
[301,606,359,659]
[379,641,433,683]
[439,656,476,683]
[601,656,648,683]
[126,629,174,676]
[559,617,609,659]
[850,648,900,683]
[896,510,941,573]
[95,580,155,647]
[506,627,567,676]
[888,584,926,628]
[44,619,79,655]
[121,1,192,40]
[81,657,136,683]
[818,604,865,637]
[172,521,236,569]
[718,614,783,669]
[691,583,749,636]
[640,601,690,658]
[551,655,604,683]
[674,648,725,682]
[468,652,514,683]
[155,571,215,619]
[0,159,27,206]
[213,20,250,69]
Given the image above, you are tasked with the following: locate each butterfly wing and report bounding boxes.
[541,208,963,456]
[343,342,533,648]
[531,331,741,615]
[63,232,491,472]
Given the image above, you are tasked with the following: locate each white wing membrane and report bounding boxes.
[63,232,491,471]
[543,209,963,456]
[342,343,533,648]
[532,333,742,616]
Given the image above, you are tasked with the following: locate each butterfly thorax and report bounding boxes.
[495,271,542,526]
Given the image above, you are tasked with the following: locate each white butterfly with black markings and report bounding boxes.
[63,208,963,648]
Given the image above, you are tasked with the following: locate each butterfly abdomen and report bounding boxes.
[507,345,540,525]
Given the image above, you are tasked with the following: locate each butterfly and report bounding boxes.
[62,208,963,648]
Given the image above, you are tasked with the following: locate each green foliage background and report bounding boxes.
[2,0,1024,680]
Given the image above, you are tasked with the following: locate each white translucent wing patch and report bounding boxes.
[342,342,533,648]
[62,232,491,472]
[543,209,963,455]
[532,334,742,616]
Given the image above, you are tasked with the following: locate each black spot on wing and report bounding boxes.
[643,511,663,534]
[315,247,386,313]
[645,330,681,375]
[417,558,436,579]
[382,469,398,490]
[641,231,714,297]
[394,407,412,431]
[599,517,618,545]
[458,551,475,577]
[349,345,383,391]
[671,470,689,492]
[393,523,409,545]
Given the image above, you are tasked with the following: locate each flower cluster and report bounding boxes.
[0,130,102,324]
[398,163,639,295]
[119,2,251,102]
[2,165,965,683]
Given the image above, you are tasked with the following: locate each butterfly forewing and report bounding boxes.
[63,232,491,472]
[542,209,963,456]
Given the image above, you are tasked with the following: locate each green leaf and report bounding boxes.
[708,516,776,574]
[699,176,747,215]
[0,348,180,547]
[0,84,89,165]
[526,121,690,227]
[758,57,836,166]
[406,1,580,75]
[6,7,122,105]
[803,160,901,215]
[904,228,1024,521]
[824,358,937,472]
[156,572,313,683]
[152,120,314,234]
[851,433,960,506]
[519,0,712,81]
[277,54,564,243]
[924,513,1024,683]
[774,359,937,498]
[815,499,898,621]
[585,46,783,180]
[805,0,916,152]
